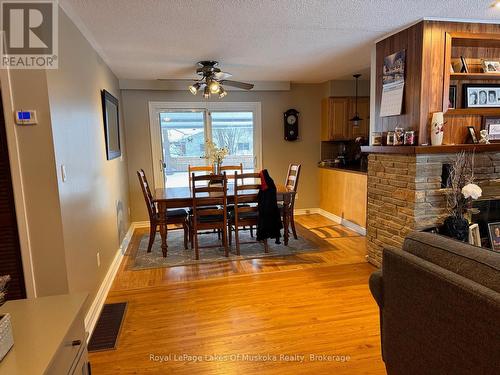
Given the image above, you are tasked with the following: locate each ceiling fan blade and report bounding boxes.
[214,71,232,80]
[221,80,254,90]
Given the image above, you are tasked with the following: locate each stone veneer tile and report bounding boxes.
[366,151,500,267]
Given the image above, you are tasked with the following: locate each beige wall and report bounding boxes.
[45,9,130,299]
[328,79,370,97]
[6,7,129,305]
[122,83,328,222]
[7,70,69,296]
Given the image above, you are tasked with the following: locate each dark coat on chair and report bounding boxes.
[257,170,282,243]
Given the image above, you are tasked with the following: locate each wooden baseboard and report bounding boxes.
[132,221,150,229]
[317,209,366,236]
[294,208,321,216]
[84,222,135,338]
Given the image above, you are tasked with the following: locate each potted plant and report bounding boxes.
[444,151,482,242]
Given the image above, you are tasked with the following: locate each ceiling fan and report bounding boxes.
[188,61,254,99]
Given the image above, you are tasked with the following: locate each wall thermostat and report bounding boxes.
[15,110,37,125]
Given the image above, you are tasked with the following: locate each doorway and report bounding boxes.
[149,102,262,188]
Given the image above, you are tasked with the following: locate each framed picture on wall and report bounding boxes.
[482,116,500,142]
[488,222,500,252]
[463,84,500,108]
[101,90,121,160]
[448,85,457,109]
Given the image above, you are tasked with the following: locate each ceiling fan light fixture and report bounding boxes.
[203,85,210,99]
[219,86,227,99]
[188,61,252,99]
[189,82,201,95]
[208,80,220,94]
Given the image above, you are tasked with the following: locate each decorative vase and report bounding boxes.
[214,161,221,175]
[431,112,444,146]
[443,216,469,242]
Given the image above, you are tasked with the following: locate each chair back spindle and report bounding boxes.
[188,164,214,186]
[137,169,157,219]
[220,163,244,180]
[285,163,301,192]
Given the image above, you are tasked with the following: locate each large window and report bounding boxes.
[149,102,261,188]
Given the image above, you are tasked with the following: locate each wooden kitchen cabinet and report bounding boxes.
[321,97,369,141]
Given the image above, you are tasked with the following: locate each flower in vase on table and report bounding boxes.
[203,140,229,171]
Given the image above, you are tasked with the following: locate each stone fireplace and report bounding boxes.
[365,149,500,267]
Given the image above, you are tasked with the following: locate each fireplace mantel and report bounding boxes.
[361,144,500,155]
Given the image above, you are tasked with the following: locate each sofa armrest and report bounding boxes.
[369,269,383,308]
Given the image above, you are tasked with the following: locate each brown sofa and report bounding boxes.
[369,231,500,375]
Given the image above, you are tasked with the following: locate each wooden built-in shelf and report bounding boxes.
[445,108,500,116]
[450,73,500,80]
[361,143,500,155]
[450,33,500,49]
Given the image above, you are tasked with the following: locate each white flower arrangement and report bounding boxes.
[203,140,228,165]
[461,183,482,200]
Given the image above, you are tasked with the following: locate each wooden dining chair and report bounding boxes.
[222,163,255,236]
[283,163,301,239]
[229,172,268,255]
[188,164,213,187]
[137,169,189,253]
[220,163,243,179]
[191,173,229,260]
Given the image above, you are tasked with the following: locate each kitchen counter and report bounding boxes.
[318,167,367,233]
[318,164,367,175]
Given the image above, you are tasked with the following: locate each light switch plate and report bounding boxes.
[61,165,67,182]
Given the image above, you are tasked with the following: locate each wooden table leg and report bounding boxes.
[158,201,168,257]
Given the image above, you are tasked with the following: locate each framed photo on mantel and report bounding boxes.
[488,222,500,252]
[483,116,500,142]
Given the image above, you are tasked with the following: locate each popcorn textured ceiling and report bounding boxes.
[60,0,499,82]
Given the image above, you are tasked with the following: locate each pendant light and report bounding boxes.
[349,74,363,127]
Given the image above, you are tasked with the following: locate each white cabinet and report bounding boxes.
[0,294,88,375]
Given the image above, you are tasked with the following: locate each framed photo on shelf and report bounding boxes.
[467,126,478,144]
[488,222,500,252]
[460,56,469,73]
[482,60,500,73]
[448,85,457,109]
[463,84,500,108]
[468,224,481,247]
[482,116,500,142]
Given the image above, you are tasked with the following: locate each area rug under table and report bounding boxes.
[131,230,319,270]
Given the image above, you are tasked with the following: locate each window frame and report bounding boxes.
[148,101,262,189]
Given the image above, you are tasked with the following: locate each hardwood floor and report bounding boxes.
[89,214,386,374]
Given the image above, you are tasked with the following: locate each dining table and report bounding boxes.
[153,184,295,257]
